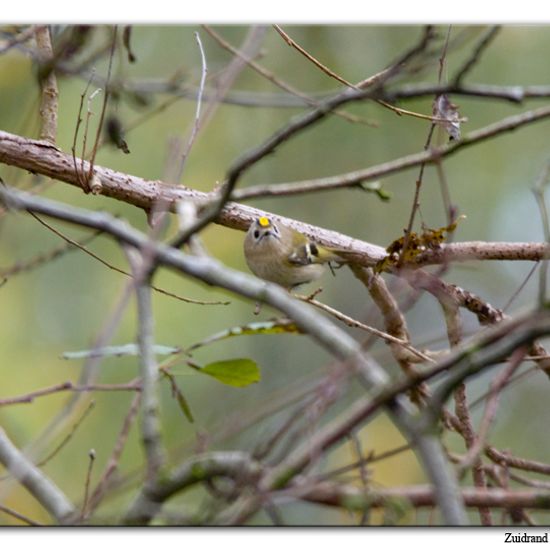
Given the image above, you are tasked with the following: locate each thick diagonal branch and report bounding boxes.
[0,428,75,523]
[2,131,550,269]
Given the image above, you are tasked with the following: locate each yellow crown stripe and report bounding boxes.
[258,216,271,227]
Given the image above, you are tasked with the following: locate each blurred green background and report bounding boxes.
[1,25,550,525]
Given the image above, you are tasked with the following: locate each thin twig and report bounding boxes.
[273,24,449,124]
[86,393,141,515]
[86,26,118,185]
[502,263,540,312]
[252,400,314,461]
[435,159,455,227]
[82,88,103,173]
[359,26,436,91]
[433,27,457,228]
[400,122,436,259]
[0,382,139,407]
[459,347,526,474]
[273,25,452,122]
[437,26,452,84]
[400,27,452,264]
[392,81,550,104]
[80,449,96,521]
[273,25,357,90]
[233,103,550,200]
[0,225,100,278]
[0,503,44,526]
[318,443,412,482]
[36,401,97,468]
[30,212,229,306]
[348,433,370,525]
[177,31,208,179]
[486,446,550,476]
[453,26,501,85]
[300,294,434,364]
[454,381,493,525]
[71,71,94,190]
[468,364,538,411]
[202,25,377,127]
[196,26,268,143]
[506,470,550,490]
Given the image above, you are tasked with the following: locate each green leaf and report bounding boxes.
[62,344,180,360]
[186,319,301,353]
[197,358,261,387]
[358,180,392,202]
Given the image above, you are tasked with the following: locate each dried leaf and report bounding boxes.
[122,26,137,63]
[433,94,462,140]
[105,115,130,154]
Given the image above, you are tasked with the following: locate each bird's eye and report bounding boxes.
[253,230,260,239]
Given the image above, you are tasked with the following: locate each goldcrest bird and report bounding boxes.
[243,216,345,289]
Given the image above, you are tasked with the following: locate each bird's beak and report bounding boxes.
[259,229,278,242]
